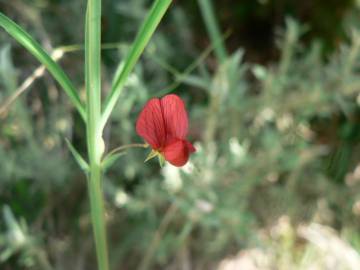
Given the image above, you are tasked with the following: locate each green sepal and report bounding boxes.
[144,149,166,167]
[144,149,159,162]
[158,154,166,167]
[65,138,89,172]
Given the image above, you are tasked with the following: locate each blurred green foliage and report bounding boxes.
[0,0,360,269]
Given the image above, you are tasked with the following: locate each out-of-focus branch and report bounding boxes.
[0,49,64,118]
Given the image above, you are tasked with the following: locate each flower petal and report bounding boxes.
[136,98,166,149]
[163,139,195,167]
[161,94,188,140]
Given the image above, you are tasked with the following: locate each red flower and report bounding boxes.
[136,94,196,167]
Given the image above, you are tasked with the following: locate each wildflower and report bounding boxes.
[136,94,195,167]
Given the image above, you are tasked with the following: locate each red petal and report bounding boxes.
[161,94,188,140]
[163,139,195,167]
[136,98,166,149]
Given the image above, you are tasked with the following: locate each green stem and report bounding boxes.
[87,166,109,270]
[85,0,109,270]
[197,0,227,63]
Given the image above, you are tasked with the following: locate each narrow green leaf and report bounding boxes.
[0,247,14,262]
[101,0,172,129]
[0,12,86,120]
[197,0,227,63]
[65,138,89,172]
[101,152,126,172]
[3,205,22,233]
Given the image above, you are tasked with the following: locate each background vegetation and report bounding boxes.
[0,0,360,269]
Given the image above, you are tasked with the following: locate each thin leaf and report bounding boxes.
[101,0,172,129]
[197,0,227,63]
[101,152,126,172]
[65,138,89,172]
[0,12,86,120]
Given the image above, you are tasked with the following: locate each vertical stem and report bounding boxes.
[87,166,109,270]
[197,0,227,64]
[85,0,109,270]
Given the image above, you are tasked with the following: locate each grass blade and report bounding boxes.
[0,12,86,120]
[197,0,227,63]
[101,0,172,129]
